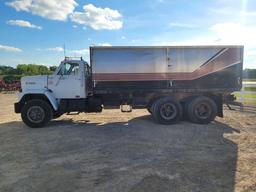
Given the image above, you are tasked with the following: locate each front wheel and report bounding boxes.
[21,99,53,128]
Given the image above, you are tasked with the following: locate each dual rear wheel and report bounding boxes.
[151,97,182,124]
[150,96,217,124]
[186,96,217,124]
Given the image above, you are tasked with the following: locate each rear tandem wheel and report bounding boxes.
[152,97,182,124]
[187,96,217,124]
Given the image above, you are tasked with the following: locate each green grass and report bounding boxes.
[241,101,256,106]
[243,87,256,92]
[234,92,256,99]
[233,92,256,105]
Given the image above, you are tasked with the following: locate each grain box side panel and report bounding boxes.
[91,47,167,74]
[92,46,243,82]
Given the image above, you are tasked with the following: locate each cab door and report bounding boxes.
[48,62,86,99]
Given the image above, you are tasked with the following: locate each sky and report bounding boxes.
[0,0,256,68]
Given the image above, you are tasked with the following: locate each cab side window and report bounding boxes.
[70,65,79,76]
[63,63,72,75]
[58,63,79,76]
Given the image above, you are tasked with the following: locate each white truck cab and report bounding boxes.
[19,57,89,100]
[15,57,94,127]
[48,57,89,99]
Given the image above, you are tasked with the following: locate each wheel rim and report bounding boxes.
[159,103,177,120]
[194,102,211,119]
[27,106,45,123]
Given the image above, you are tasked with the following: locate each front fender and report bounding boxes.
[44,90,58,110]
[18,89,59,111]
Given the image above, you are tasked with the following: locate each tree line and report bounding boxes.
[243,68,256,79]
[0,64,57,83]
[0,64,57,76]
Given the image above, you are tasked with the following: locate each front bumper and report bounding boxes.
[14,102,21,113]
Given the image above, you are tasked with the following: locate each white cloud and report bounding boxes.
[72,25,77,28]
[210,22,256,47]
[240,11,256,16]
[6,0,78,21]
[47,47,64,52]
[0,44,22,52]
[161,23,256,48]
[169,22,196,28]
[121,36,126,39]
[98,43,112,46]
[71,4,123,30]
[7,19,42,29]
[37,47,64,52]
[70,48,89,55]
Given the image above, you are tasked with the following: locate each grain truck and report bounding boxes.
[14,46,243,128]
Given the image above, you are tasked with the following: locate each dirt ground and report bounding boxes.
[0,93,256,192]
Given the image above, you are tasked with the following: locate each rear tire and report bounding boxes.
[21,99,53,128]
[152,97,182,124]
[187,96,217,124]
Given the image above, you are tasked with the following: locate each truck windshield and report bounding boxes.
[58,62,79,75]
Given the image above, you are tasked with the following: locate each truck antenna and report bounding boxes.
[63,44,66,57]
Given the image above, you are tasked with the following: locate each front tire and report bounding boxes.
[21,99,53,128]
